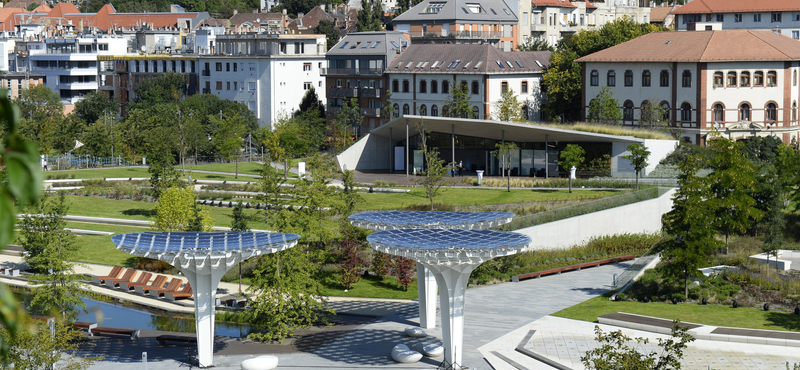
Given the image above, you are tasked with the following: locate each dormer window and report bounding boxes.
[425,2,445,13]
[466,3,481,13]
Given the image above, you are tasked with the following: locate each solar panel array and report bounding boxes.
[367,229,531,252]
[111,232,301,255]
[348,211,515,230]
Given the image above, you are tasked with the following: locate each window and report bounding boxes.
[521,81,528,93]
[795,31,800,40]
[714,71,724,87]
[716,14,724,22]
[215,81,222,90]
[623,100,634,120]
[735,13,742,22]
[682,70,691,87]
[754,71,764,86]
[402,80,409,93]
[420,80,427,93]
[248,82,256,91]
[402,104,409,116]
[680,102,691,122]
[295,42,304,54]
[767,71,777,86]
[303,63,311,71]
[766,103,777,121]
[661,101,670,121]
[226,63,230,72]
[234,82,237,90]
[431,80,438,93]
[392,79,399,92]
[304,82,312,90]
[754,13,761,22]
[795,13,800,21]
[794,101,797,122]
[794,71,797,86]
[215,62,222,71]
[226,81,231,90]
[642,70,651,87]
[419,104,427,116]
[713,104,724,121]
[472,81,480,95]
[624,70,633,87]
[280,42,286,54]
[233,63,238,72]
[431,105,438,116]
[501,81,508,93]
[607,71,616,86]
[249,63,256,71]
[393,104,399,118]
[772,12,782,22]
[590,70,599,86]
[660,70,669,87]
[740,103,751,121]
[737,71,748,87]
[472,106,479,119]
[442,80,450,94]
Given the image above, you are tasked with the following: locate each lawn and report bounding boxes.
[72,235,137,267]
[356,188,625,210]
[553,295,800,332]
[223,273,418,300]
[180,162,265,176]
[45,166,267,182]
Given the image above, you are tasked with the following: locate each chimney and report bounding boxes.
[78,18,83,32]
[233,9,238,15]
[253,9,257,13]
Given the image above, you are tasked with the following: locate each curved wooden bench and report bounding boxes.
[91,326,140,340]
[512,255,636,282]
[156,335,197,345]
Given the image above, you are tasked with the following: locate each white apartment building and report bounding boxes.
[672,0,800,40]
[29,36,129,107]
[577,30,800,145]
[386,44,550,121]
[199,34,327,128]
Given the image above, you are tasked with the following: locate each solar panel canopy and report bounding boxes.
[111,232,300,257]
[348,211,515,230]
[367,229,530,255]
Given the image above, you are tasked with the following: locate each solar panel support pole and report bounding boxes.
[417,262,437,329]
[426,262,479,368]
[406,118,409,177]
[182,266,228,368]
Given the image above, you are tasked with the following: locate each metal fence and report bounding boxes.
[46,155,143,170]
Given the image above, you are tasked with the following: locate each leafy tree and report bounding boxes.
[26,2,39,11]
[50,115,87,155]
[559,144,585,193]
[333,98,361,153]
[231,202,250,293]
[357,0,382,31]
[371,250,391,278]
[588,86,621,125]
[261,126,288,179]
[492,88,522,122]
[441,80,473,118]
[661,154,720,299]
[382,90,397,122]
[391,256,415,291]
[17,85,63,153]
[337,227,366,289]
[256,162,287,225]
[622,143,650,190]
[1,320,100,370]
[73,91,117,125]
[543,17,662,122]
[0,93,42,359]
[24,194,87,319]
[640,98,669,129]
[152,187,214,232]
[494,142,519,192]
[131,72,186,113]
[211,113,246,178]
[338,169,364,218]
[314,19,340,51]
[148,159,183,200]
[581,321,694,370]
[80,119,113,157]
[519,36,554,52]
[412,123,453,210]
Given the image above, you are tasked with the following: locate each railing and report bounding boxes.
[327,87,358,98]
[46,154,141,170]
[503,187,667,231]
[328,106,342,114]
[530,24,548,32]
[201,69,210,76]
[361,107,381,117]
[407,30,504,39]
[202,88,210,94]
[321,67,383,77]
[360,87,382,98]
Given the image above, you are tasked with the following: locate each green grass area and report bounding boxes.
[64,222,148,233]
[356,188,624,210]
[45,167,255,182]
[553,295,800,332]
[319,273,418,299]
[181,162,265,176]
[73,234,137,267]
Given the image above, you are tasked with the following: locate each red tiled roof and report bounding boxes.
[0,8,26,31]
[671,0,799,14]
[576,30,800,63]
[33,3,52,13]
[649,6,672,22]
[47,2,80,18]
[532,0,577,8]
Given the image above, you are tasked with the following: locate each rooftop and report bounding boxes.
[327,31,410,56]
[671,0,800,14]
[393,0,517,23]
[387,44,550,74]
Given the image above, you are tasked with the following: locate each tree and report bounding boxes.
[639,98,669,130]
[392,256,416,291]
[261,126,288,179]
[494,142,519,192]
[1,320,100,370]
[581,321,694,370]
[152,187,214,232]
[382,90,397,123]
[559,144,585,193]
[357,0,382,31]
[211,113,246,178]
[588,87,622,125]
[492,88,522,122]
[519,36,554,52]
[337,227,366,289]
[333,98,362,153]
[314,19,340,51]
[412,123,453,210]
[17,85,63,153]
[661,154,721,299]
[80,119,113,157]
[0,92,43,359]
[148,159,183,200]
[21,194,87,319]
[231,202,250,293]
[441,80,473,118]
[338,169,364,218]
[298,87,325,118]
[73,91,117,125]
[130,72,185,112]
[622,143,650,190]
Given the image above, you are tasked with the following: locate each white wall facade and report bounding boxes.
[676,12,800,39]
[487,74,545,121]
[612,139,677,177]
[523,1,650,47]
[335,132,390,171]
[388,73,485,118]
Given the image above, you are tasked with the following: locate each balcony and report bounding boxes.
[408,30,504,40]
[530,24,548,32]
[202,70,211,76]
[361,107,381,117]
[328,106,341,114]
[202,88,210,94]
[360,87,382,98]
[321,67,383,77]
[328,87,358,98]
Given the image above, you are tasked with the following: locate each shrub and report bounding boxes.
[370,250,391,279]
[134,257,172,273]
[336,229,367,290]
[391,256,416,291]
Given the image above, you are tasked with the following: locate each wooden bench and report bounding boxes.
[90,326,140,340]
[164,283,193,301]
[91,266,123,285]
[156,335,197,345]
[512,255,636,282]
[2,268,20,277]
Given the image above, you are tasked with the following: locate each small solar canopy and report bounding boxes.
[348,211,515,230]
[111,232,300,257]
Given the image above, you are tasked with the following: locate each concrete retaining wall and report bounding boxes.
[515,188,676,251]
[611,139,678,178]
[335,133,390,171]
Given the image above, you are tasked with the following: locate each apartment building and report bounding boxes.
[577,30,800,145]
[322,31,410,135]
[387,43,550,121]
[672,0,800,40]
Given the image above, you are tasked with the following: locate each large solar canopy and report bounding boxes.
[111,232,300,257]
[348,211,515,230]
[367,229,531,253]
